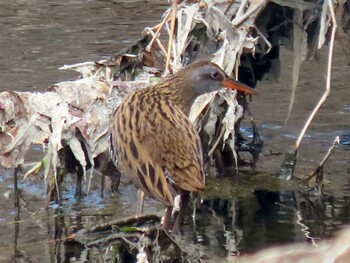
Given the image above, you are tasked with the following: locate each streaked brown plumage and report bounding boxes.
[110,61,256,233]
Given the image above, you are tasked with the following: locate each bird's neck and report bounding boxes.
[153,77,198,116]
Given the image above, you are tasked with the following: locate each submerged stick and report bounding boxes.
[280,0,337,180]
[305,136,340,181]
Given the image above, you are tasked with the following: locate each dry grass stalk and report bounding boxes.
[304,136,340,191]
[280,0,338,180]
[295,0,337,150]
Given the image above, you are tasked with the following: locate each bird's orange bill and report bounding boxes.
[222,80,258,96]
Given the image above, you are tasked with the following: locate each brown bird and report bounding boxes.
[110,61,256,233]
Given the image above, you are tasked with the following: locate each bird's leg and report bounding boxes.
[136,189,145,215]
[191,192,201,232]
[162,206,173,232]
[100,173,105,198]
[75,164,84,198]
[172,191,190,235]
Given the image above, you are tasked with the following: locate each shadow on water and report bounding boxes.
[1,0,350,262]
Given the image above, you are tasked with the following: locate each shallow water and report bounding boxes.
[0,1,350,262]
[0,0,168,91]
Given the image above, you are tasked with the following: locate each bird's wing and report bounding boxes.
[111,93,205,206]
[143,98,205,192]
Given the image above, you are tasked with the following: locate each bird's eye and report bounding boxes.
[211,71,220,80]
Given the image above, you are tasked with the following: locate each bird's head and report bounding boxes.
[182,61,257,96]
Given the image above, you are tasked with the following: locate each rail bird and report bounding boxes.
[110,61,256,234]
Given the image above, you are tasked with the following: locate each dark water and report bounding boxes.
[0,1,350,262]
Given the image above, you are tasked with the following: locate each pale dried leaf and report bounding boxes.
[51,78,111,110]
[318,0,331,49]
[189,92,216,123]
[60,62,99,76]
[190,89,243,162]
[221,90,244,144]
[285,8,308,124]
[68,136,87,179]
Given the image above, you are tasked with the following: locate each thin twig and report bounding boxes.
[253,25,272,53]
[223,0,235,16]
[295,0,337,150]
[146,10,172,51]
[304,136,340,182]
[237,0,249,17]
[165,0,178,75]
[208,127,226,157]
[231,0,267,27]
